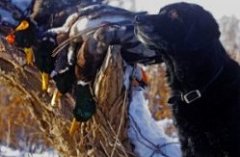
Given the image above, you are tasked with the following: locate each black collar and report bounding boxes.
[169,65,224,104]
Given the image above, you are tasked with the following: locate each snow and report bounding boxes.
[0,145,58,157]
[127,65,181,157]
[123,64,142,90]
[157,119,179,139]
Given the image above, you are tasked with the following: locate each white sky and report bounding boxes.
[136,0,240,19]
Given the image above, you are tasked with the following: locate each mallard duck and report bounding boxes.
[73,83,96,122]
[35,32,58,90]
[6,18,37,65]
[66,10,151,131]
[71,22,162,123]
[49,4,142,115]
[5,18,52,91]
[51,47,76,94]
[4,0,81,91]
[50,3,146,66]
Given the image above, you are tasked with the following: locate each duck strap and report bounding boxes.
[51,26,102,57]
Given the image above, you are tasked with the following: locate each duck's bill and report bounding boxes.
[15,20,29,31]
[51,89,62,107]
[41,72,49,91]
[69,118,79,136]
[23,47,34,65]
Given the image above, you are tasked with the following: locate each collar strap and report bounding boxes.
[181,66,224,104]
[181,89,201,104]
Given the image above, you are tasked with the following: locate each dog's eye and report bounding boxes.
[168,9,179,20]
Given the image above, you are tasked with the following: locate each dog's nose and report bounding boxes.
[134,15,141,23]
[134,15,143,24]
[135,16,140,22]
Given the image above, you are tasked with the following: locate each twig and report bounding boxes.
[110,91,128,157]
[100,141,111,157]
[107,121,129,157]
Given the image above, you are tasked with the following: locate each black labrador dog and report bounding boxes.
[134,2,240,157]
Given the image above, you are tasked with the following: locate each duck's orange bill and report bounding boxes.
[15,20,29,31]
[69,118,79,136]
[5,34,15,45]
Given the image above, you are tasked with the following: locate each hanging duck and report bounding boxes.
[49,3,145,109]
[68,21,160,135]
[4,0,83,91]
[73,21,163,121]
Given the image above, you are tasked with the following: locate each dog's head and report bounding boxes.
[134,2,220,52]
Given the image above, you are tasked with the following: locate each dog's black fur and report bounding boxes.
[135,2,240,157]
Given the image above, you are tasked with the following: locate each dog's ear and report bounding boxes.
[184,6,220,50]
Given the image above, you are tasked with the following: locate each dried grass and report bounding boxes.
[0,38,133,157]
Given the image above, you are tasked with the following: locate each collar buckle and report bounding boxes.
[182,89,201,104]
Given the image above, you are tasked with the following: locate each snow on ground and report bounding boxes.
[126,65,181,157]
[157,119,179,139]
[0,145,58,157]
